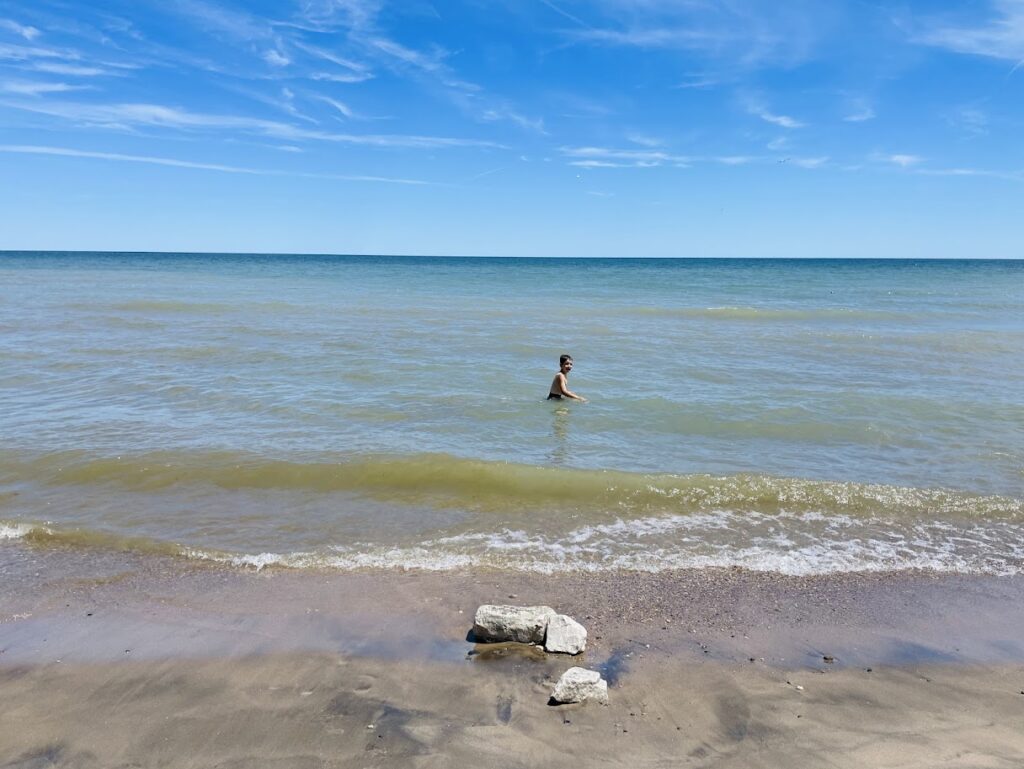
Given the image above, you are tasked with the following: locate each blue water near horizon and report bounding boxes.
[1,252,1022,574]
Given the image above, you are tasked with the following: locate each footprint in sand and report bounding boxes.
[497,693,514,724]
[354,675,375,693]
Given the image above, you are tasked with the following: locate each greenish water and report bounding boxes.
[1,253,1022,574]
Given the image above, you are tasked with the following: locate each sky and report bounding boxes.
[0,0,1022,258]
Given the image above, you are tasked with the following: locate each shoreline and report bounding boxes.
[3,543,1024,766]
[5,542,1024,668]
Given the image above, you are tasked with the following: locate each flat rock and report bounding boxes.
[551,667,608,705]
[473,605,556,644]
[544,614,587,655]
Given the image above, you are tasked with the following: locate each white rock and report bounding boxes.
[544,614,587,654]
[551,667,608,705]
[473,604,556,644]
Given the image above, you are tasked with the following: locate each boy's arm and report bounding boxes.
[557,374,587,402]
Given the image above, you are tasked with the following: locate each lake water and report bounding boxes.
[1,253,1022,574]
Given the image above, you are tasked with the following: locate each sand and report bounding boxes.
[3,543,1024,768]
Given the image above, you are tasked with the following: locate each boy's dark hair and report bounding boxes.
[559,354,573,366]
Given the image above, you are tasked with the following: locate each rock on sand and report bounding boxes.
[544,613,587,655]
[473,604,556,644]
[551,667,609,705]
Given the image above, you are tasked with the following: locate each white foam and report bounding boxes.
[226,552,293,571]
[182,548,316,572]
[177,540,1023,577]
[184,545,476,572]
[306,516,1024,576]
[0,522,38,540]
[178,509,1024,577]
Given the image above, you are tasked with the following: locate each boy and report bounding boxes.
[547,354,587,401]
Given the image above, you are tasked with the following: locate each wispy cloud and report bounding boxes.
[716,156,754,166]
[571,159,665,168]
[949,106,989,135]
[0,80,89,96]
[169,0,272,43]
[627,133,663,148]
[480,106,545,133]
[0,19,41,40]
[0,144,433,185]
[560,1,832,70]
[293,41,373,81]
[1,99,507,149]
[552,92,615,119]
[746,99,804,128]
[298,12,540,132]
[291,0,383,33]
[0,39,133,76]
[843,98,875,122]
[262,49,290,67]
[563,146,690,168]
[539,0,592,29]
[148,0,379,85]
[791,156,829,169]
[316,94,356,119]
[880,153,924,168]
[673,76,721,89]
[843,107,875,122]
[224,84,313,122]
[464,165,506,183]
[0,143,273,174]
[310,72,372,84]
[759,111,803,128]
[370,36,448,74]
[28,61,112,77]
[2,99,275,130]
[0,42,71,61]
[916,166,1023,182]
[572,26,722,49]
[917,1,1024,63]
[430,74,543,133]
[562,146,804,170]
[126,0,540,134]
[562,145,832,172]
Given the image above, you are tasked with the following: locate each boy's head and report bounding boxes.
[559,354,573,371]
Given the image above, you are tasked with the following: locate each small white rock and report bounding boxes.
[551,667,608,705]
[544,614,587,655]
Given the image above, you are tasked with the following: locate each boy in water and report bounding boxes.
[548,354,587,401]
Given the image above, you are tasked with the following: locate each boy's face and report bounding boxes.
[561,359,573,373]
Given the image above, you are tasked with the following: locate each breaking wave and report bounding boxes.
[6,507,1024,577]
[1,450,1020,520]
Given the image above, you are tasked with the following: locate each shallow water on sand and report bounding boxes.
[1,253,1022,574]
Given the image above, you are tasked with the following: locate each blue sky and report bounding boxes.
[0,0,1022,257]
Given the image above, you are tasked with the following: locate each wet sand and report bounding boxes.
[3,543,1024,767]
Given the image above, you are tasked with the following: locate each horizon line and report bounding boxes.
[2,250,1022,262]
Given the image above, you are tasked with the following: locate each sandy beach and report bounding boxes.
[3,544,1024,768]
